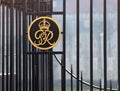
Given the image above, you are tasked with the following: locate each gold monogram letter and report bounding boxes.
[34,18,55,46]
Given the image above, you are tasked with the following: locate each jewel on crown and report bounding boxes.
[39,18,50,30]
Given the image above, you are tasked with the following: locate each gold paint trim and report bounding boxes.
[28,16,61,50]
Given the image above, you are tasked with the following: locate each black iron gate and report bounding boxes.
[0,0,120,91]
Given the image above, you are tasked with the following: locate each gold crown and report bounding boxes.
[39,18,50,30]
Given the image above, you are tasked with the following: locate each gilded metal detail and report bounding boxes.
[34,18,55,46]
[28,16,61,50]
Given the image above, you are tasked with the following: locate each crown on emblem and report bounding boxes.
[39,18,50,30]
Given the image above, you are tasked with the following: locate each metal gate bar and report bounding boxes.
[6,3,9,91]
[2,2,5,91]
[104,0,107,91]
[16,5,18,91]
[28,14,32,91]
[76,0,80,91]
[118,0,120,90]
[62,0,66,91]
[90,0,93,91]
[18,2,22,91]
[10,0,14,91]
[23,0,27,91]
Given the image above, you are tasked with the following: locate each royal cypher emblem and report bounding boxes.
[28,16,61,50]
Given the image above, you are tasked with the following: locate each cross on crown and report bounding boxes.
[39,18,50,30]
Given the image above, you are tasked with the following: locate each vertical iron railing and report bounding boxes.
[23,0,27,91]
[118,0,120,90]
[71,65,73,91]
[18,1,22,91]
[2,1,5,91]
[90,0,93,91]
[76,0,80,91]
[16,4,18,91]
[104,0,107,91]
[62,0,66,91]
[10,0,14,91]
[6,2,9,91]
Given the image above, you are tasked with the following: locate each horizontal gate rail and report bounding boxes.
[26,11,63,15]
[26,51,63,54]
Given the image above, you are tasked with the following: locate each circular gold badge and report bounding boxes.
[28,16,61,50]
